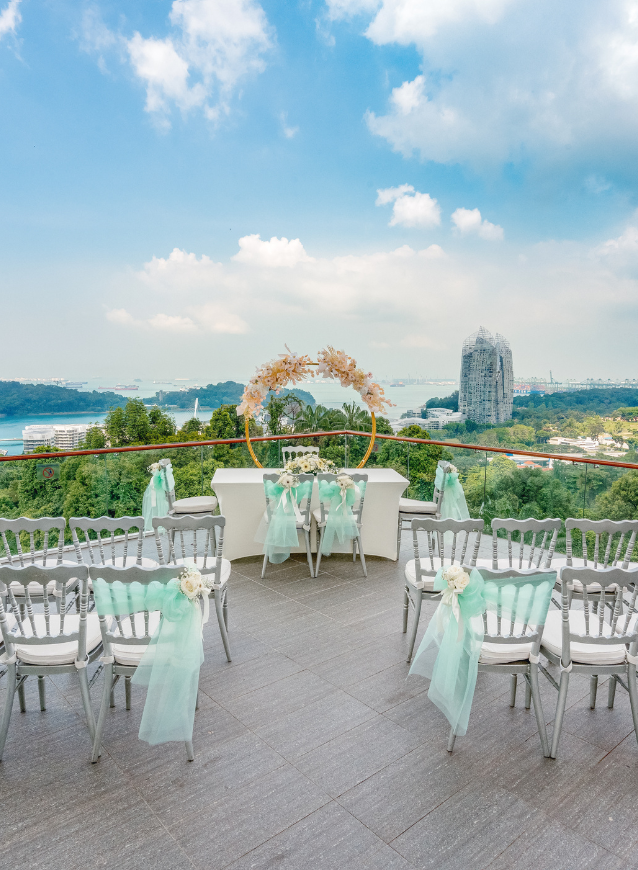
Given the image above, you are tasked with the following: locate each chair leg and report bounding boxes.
[77,667,96,741]
[550,670,570,759]
[352,538,357,562]
[315,529,324,578]
[185,739,194,761]
[125,676,132,711]
[447,726,457,753]
[261,553,269,580]
[608,675,617,709]
[91,663,113,763]
[222,587,229,629]
[528,666,550,758]
[303,529,313,578]
[0,664,17,760]
[525,677,532,711]
[406,591,423,663]
[396,516,402,561]
[17,678,26,713]
[109,674,118,708]
[402,587,409,633]
[589,675,598,709]
[215,589,232,662]
[356,532,367,578]
[509,674,517,707]
[626,664,638,745]
[38,675,46,711]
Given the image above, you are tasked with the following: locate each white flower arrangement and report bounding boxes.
[178,564,212,600]
[336,473,356,492]
[284,453,338,475]
[147,462,161,473]
[442,564,470,593]
[277,471,299,489]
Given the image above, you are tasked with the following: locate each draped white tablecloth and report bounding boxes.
[211,468,409,562]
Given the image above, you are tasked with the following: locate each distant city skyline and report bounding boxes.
[1,1,638,378]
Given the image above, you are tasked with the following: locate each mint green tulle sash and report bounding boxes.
[436,467,469,523]
[256,479,314,564]
[409,569,554,735]
[142,469,170,531]
[318,479,366,556]
[94,578,203,745]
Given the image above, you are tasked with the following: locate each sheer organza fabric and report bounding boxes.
[409,569,554,735]
[94,578,203,745]
[142,468,170,531]
[256,478,314,564]
[318,478,366,556]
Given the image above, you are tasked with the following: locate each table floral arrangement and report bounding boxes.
[283,453,339,475]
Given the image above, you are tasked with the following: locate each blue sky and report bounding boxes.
[2,0,638,383]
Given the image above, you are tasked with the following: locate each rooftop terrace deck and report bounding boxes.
[2,536,638,870]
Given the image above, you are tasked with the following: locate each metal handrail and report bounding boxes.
[1,430,637,470]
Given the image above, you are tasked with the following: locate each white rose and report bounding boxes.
[180,572,204,599]
[443,565,470,592]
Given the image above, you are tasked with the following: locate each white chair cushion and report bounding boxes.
[312,508,325,527]
[171,496,218,514]
[14,613,102,666]
[479,615,535,664]
[399,498,437,515]
[404,559,437,591]
[161,557,231,587]
[541,610,628,665]
[111,612,162,666]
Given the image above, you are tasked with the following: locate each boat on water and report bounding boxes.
[65,382,87,388]
[97,385,139,391]
[390,382,406,387]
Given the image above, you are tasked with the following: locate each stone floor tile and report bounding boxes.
[221,670,338,729]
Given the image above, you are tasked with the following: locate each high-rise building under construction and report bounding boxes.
[459,327,514,424]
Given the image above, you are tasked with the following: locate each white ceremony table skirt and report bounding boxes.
[212,468,409,562]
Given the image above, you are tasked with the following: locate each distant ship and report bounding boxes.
[65,382,87,388]
[390,382,406,387]
[133,378,143,383]
[97,384,139,391]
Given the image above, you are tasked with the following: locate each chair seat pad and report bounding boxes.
[312,508,325,527]
[171,496,218,514]
[14,614,102,666]
[404,560,436,591]
[111,612,162,665]
[479,640,533,665]
[541,611,628,665]
[162,557,231,586]
[399,499,437,515]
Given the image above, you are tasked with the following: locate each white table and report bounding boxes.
[212,468,409,562]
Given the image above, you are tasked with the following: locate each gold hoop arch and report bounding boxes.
[244,381,377,469]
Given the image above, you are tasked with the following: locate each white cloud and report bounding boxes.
[82,0,271,124]
[106,308,136,325]
[0,0,21,39]
[148,313,197,332]
[279,111,299,139]
[232,234,315,267]
[452,207,504,241]
[332,0,638,170]
[193,303,249,333]
[376,185,441,228]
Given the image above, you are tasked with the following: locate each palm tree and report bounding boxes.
[340,402,371,432]
[297,404,335,434]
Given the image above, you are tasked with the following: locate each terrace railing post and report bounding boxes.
[582,462,588,519]
[200,445,204,495]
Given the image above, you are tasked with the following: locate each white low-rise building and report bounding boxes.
[22,423,95,453]
[424,408,467,430]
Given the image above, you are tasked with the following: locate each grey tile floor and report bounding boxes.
[2,534,638,870]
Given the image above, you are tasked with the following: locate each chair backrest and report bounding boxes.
[152,515,225,582]
[0,516,66,567]
[0,565,90,660]
[70,516,145,567]
[158,458,176,510]
[88,564,181,652]
[491,518,562,570]
[565,519,638,569]
[559,567,638,662]
[282,446,320,463]
[476,567,556,650]
[316,473,368,525]
[262,473,314,528]
[411,516,484,577]
[432,460,455,511]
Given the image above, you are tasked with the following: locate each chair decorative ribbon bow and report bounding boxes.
[409,567,554,741]
[317,475,365,556]
[142,464,172,531]
[257,473,314,568]
[436,466,469,525]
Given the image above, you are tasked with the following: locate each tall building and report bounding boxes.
[22,423,95,453]
[459,327,514,424]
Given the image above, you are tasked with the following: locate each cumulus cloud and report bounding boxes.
[331,0,638,171]
[451,207,503,241]
[148,313,197,332]
[232,234,315,267]
[81,0,271,124]
[106,308,136,325]
[376,185,441,228]
[0,0,21,39]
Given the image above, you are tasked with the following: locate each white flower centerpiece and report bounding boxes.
[283,453,339,475]
[438,564,471,639]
